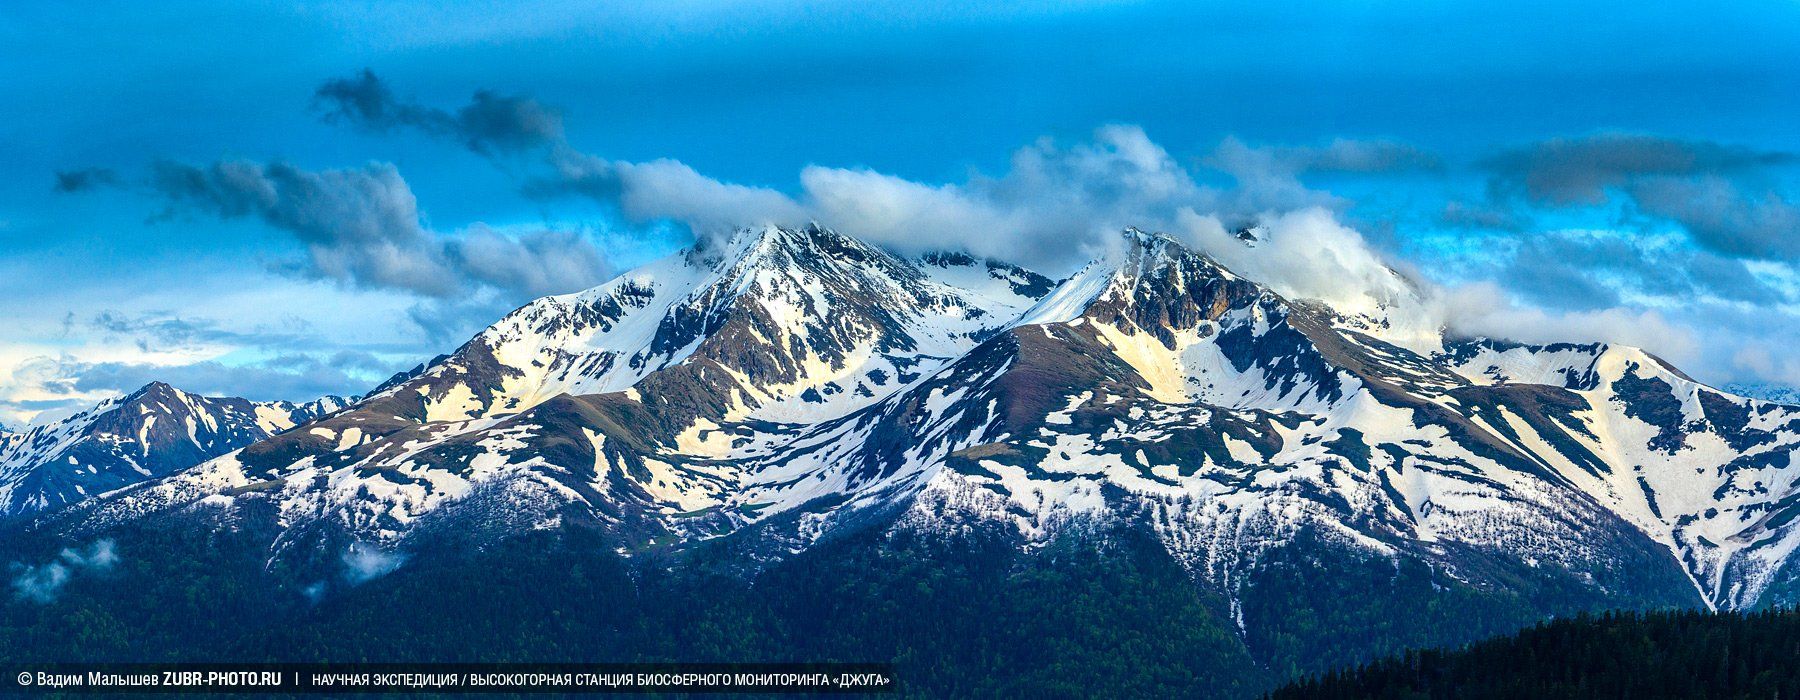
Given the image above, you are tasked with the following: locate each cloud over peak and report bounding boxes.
[293,73,1798,388]
[308,72,1453,276]
[36,71,1797,406]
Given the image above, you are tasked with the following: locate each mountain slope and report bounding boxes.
[0,383,350,518]
[1439,339,1800,608]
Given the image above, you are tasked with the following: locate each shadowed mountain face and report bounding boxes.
[28,225,1800,621]
[0,383,350,518]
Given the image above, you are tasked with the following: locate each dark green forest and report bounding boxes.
[1270,608,1800,699]
[5,519,1789,698]
[1,522,1271,697]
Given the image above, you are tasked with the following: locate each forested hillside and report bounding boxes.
[1271,608,1800,699]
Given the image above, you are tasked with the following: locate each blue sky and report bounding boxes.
[3,1,1799,424]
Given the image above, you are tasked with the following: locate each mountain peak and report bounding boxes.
[684,224,876,272]
[1113,227,1220,279]
[1119,225,1181,252]
[1014,228,1252,328]
[1119,225,1161,243]
[738,222,831,249]
[128,381,186,401]
[1111,227,1246,284]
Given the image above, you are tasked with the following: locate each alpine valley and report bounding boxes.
[4,224,1798,696]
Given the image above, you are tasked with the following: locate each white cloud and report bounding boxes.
[341,543,405,584]
[449,224,613,298]
[534,125,1221,273]
[9,539,118,604]
[1177,207,1440,342]
[1731,343,1800,387]
[799,125,1210,271]
[515,124,1791,388]
[543,150,805,236]
[1439,282,1702,366]
[0,273,425,426]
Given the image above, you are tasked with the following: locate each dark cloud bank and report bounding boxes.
[144,159,610,299]
[1480,133,1800,260]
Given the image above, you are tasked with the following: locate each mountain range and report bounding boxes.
[6,224,1799,686]
[0,383,349,519]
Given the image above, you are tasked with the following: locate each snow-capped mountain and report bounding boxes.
[0,382,351,518]
[40,225,1800,612]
